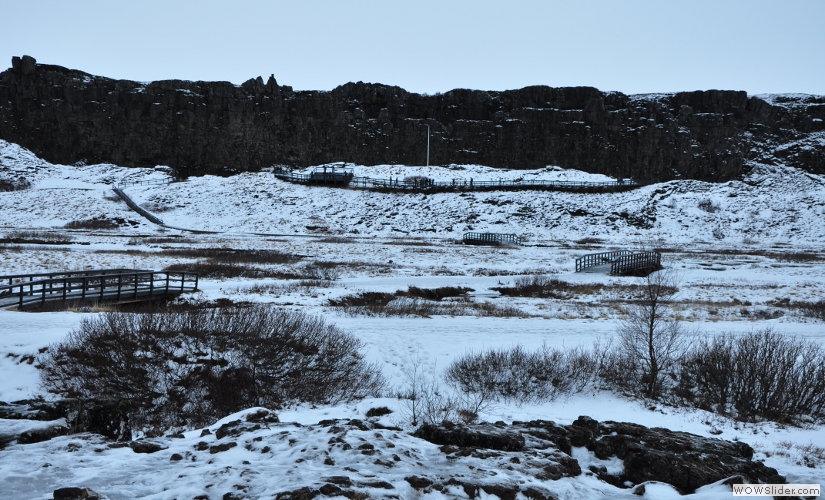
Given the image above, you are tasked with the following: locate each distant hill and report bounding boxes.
[1,55,823,182]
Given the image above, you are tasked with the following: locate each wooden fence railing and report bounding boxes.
[275,169,639,194]
[462,232,523,246]
[0,269,198,310]
[610,251,662,276]
[575,250,637,272]
[576,250,662,275]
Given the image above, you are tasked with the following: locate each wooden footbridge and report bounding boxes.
[575,250,662,276]
[0,269,199,310]
[462,232,523,246]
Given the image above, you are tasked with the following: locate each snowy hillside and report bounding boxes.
[3,140,825,247]
[1,139,824,499]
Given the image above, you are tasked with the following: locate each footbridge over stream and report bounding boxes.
[575,250,662,276]
[0,269,199,310]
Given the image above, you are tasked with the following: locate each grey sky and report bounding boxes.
[2,0,823,95]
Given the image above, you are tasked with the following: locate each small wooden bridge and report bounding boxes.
[575,250,662,276]
[0,269,199,310]
[462,232,523,246]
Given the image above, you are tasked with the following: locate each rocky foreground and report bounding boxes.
[0,401,785,499]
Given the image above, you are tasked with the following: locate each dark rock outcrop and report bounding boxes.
[414,416,784,495]
[52,487,101,500]
[0,398,131,444]
[1,56,823,183]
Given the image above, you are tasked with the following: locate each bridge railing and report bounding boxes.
[575,250,636,272]
[276,169,639,193]
[0,270,199,310]
[115,176,175,188]
[610,251,662,276]
[575,250,662,275]
[1,269,146,286]
[462,232,523,246]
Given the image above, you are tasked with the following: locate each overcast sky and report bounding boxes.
[2,0,824,95]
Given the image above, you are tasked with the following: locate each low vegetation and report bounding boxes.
[491,275,597,299]
[159,247,301,265]
[0,230,74,245]
[677,329,825,423]
[328,286,527,318]
[38,305,385,432]
[64,218,122,229]
[445,345,596,404]
[442,328,825,425]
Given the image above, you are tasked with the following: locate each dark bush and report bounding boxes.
[400,286,473,301]
[800,300,825,320]
[677,329,825,423]
[0,177,31,191]
[0,230,73,245]
[328,291,396,309]
[491,275,574,299]
[445,345,597,403]
[64,218,121,230]
[39,305,385,431]
[491,275,608,299]
[161,248,301,265]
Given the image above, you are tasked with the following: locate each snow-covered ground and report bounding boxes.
[1,139,823,499]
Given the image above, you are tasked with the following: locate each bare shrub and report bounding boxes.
[491,275,606,299]
[799,300,825,320]
[677,329,825,423]
[401,356,482,427]
[39,305,385,431]
[492,275,572,299]
[445,345,597,404]
[400,286,473,301]
[592,342,644,394]
[618,269,687,397]
[768,298,825,321]
[64,218,120,230]
[301,260,342,281]
[329,291,396,309]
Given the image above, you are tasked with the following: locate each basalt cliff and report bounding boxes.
[1,55,823,182]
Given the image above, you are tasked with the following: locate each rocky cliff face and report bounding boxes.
[1,55,824,182]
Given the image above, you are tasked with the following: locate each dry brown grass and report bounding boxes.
[64,218,121,230]
[0,230,74,245]
[159,247,301,264]
[328,287,528,318]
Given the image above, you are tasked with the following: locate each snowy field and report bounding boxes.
[1,139,824,498]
